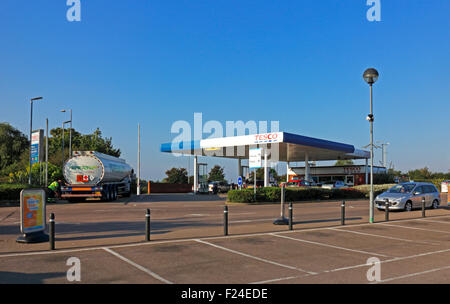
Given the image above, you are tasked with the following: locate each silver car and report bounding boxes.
[375,182,441,211]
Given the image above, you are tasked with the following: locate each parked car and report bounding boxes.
[208,181,231,194]
[321,180,346,189]
[285,179,317,188]
[375,182,441,211]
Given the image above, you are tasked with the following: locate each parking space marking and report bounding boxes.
[379,223,450,234]
[102,247,173,284]
[270,233,392,258]
[194,239,317,275]
[250,274,311,284]
[373,265,450,284]
[230,218,274,224]
[418,218,450,225]
[329,227,440,245]
[249,246,450,284]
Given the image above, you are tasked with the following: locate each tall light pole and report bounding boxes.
[61,109,72,158]
[363,68,379,224]
[137,124,141,196]
[29,97,43,185]
[62,120,71,170]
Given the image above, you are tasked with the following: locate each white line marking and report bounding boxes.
[230,218,274,223]
[250,247,450,284]
[373,265,450,284]
[379,223,450,234]
[102,247,173,284]
[418,218,450,225]
[250,274,311,284]
[194,239,317,275]
[329,227,440,245]
[270,233,392,258]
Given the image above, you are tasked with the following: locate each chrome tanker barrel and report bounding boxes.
[63,151,133,185]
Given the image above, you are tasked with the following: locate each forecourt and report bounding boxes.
[160,131,371,190]
[1,193,450,284]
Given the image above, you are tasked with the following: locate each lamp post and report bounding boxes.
[62,120,71,170]
[29,97,43,185]
[363,68,379,224]
[61,109,72,158]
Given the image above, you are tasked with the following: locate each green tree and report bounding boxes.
[334,160,354,166]
[0,123,29,173]
[163,168,188,184]
[208,165,225,182]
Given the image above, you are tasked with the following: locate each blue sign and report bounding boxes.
[237,176,243,186]
[31,144,39,164]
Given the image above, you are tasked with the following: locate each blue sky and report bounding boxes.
[1,1,449,182]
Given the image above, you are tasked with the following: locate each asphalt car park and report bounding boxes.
[0,193,449,284]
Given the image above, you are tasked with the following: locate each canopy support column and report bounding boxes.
[194,155,198,194]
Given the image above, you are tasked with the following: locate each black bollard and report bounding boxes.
[224,206,229,236]
[385,199,390,222]
[422,197,426,218]
[145,209,151,241]
[289,202,293,231]
[49,213,55,250]
[341,201,346,225]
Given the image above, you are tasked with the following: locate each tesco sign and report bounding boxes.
[254,133,279,142]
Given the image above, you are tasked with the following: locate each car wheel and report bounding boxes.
[432,200,439,209]
[404,201,413,212]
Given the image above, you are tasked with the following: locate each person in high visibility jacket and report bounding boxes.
[48,180,62,199]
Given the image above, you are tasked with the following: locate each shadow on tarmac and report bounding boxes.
[294,217,362,225]
[0,271,66,284]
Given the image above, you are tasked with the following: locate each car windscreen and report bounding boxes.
[388,184,416,193]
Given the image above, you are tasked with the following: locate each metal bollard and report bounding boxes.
[385,199,390,222]
[49,213,55,250]
[422,197,426,218]
[341,201,346,226]
[289,202,293,231]
[145,209,151,241]
[224,206,229,236]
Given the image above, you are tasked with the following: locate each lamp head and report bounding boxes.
[363,68,379,85]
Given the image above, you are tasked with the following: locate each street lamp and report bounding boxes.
[29,97,44,185]
[62,120,71,170]
[61,109,73,158]
[363,68,379,224]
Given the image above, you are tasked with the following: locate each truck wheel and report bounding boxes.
[113,187,118,201]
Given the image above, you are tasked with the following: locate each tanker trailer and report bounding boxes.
[61,151,135,202]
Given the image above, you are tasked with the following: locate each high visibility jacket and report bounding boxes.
[48,181,59,192]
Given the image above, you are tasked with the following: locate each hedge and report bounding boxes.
[227,187,367,203]
[0,184,37,201]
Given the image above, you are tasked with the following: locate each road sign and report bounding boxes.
[237,176,243,186]
[249,148,262,169]
[30,129,44,164]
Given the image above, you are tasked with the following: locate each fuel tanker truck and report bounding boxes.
[61,151,135,202]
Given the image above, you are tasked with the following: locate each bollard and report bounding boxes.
[145,209,151,241]
[224,206,229,236]
[49,213,55,250]
[341,201,346,225]
[422,197,426,218]
[385,199,390,222]
[289,202,293,231]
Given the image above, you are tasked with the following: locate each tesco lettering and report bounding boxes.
[255,133,278,141]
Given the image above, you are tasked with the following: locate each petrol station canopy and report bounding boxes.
[160,132,370,162]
